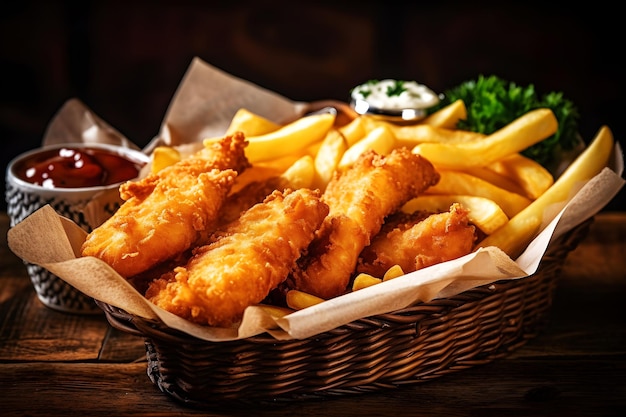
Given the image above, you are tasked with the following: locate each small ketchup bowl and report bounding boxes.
[5,142,149,314]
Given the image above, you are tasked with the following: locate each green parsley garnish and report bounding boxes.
[386,80,407,97]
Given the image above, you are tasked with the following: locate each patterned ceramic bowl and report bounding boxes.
[5,143,149,314]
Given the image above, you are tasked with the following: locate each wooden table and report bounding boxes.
[1,211,625,416]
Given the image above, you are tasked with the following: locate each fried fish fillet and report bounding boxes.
[218,175,292,225]
[357,203,477,277]
[80,133,250,277]
[287,148,440,299]
[145,188,329,327]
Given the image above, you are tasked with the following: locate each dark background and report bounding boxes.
[2,0,624,211]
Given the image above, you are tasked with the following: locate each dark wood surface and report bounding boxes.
[1,211,625,417]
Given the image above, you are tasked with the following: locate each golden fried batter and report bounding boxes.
[80,134,249,277]
[145,188,329,327]
[218,176,291,225]
[357,203,477,277]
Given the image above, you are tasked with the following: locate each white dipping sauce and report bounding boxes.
[351,79,440,112]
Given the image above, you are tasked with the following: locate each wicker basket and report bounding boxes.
[97,218,592,407]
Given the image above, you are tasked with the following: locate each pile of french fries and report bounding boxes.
[150,99,615,311]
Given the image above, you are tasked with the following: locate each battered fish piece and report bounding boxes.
[357,203,477,277]
[288,148,440,299]
[145,188,329,327]
[193,131,251,174]
[219,176,291,225]
[81,133,250,277]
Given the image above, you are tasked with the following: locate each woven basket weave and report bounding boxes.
[97,218,591,407]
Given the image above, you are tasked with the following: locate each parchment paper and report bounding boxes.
[9,57,626,341]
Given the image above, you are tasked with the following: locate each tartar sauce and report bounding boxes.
[350,79,440,119]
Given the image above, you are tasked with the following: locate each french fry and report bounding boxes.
[461,166,529,198]
[232,149,318,193]
[205,113,335,163]
[151,146,181,173]
[281,155,316,189]
[412,108,558,169]
[229,156,315,194]
[306,139,323,157]
[351,265,411,292]
[339,115,367,146]
[360,117,485,148]
[254,152,309,173]
[485,153,554,200]
[426,170,531,218]
[396,125,485,148]
[286,290,325,310]
[382,265,405,281]
[225,108,281,136]
[420,99,467,129]
[478,125,615,258]
[229,165,283,194]
[338,125,396,170]
[352,273,382,291]
[359,115,384,133]
[402,194,509,235]
[312,129,348,190]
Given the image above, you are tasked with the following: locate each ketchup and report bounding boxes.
[13,147,144,188]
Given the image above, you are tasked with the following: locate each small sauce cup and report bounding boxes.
[350,79,441,123]
[5,143,149,314]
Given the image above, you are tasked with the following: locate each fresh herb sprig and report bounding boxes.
[429,75,580,168]
[386,80,407,97]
